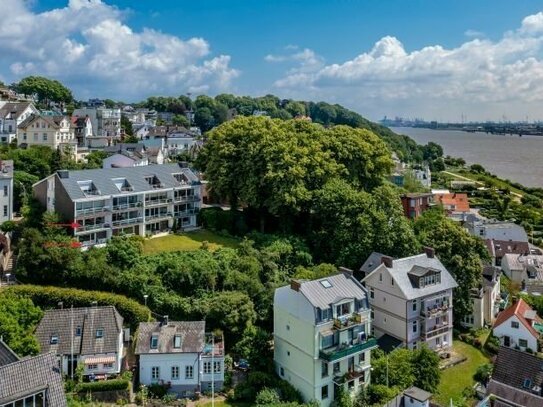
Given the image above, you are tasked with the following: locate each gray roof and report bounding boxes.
[55,163,200,201]
[135,321,205,355]
[0,352,67,406]
[403,386,432,402]
[0,101,34,120]
[104,143,146,157]
[364,253,458,300]
[0,340,19,367]
[468,220,529,242]
[35,306,123,356]
[359,252,384,276]
[297,272,368,310]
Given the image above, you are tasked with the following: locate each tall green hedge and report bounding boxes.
[5,285,151,329]
[76,378,130,392]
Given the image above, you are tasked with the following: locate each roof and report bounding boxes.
[487,346,543,406]
[0,101,34,120]
[493,299,542,339]
[482,265,500,287]
[135,321,205,354]
[35,306,123,356]
[377,333,403,353]
[403,386,432,402]
[104,143,146,156]
[434,192,470,212]
[0,352,67,406]
[0,340,19,367]
[486,239,530,259]
[359,252,385,277]
[296,272,368,310]
[18,113,68,130]
[54,163,200,201]
[401,192,433,199]
[363,253,458,300]
[147,125,195,138]
[469,220,529,242]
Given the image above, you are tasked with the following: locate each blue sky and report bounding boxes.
[2,0,543,120]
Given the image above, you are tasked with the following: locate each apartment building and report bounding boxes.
[32,163,201,248]
[362,248,458,351]
[73,107,121,142]
[17,114,76,150]
[0,160,13,225]
[274,271,376,406]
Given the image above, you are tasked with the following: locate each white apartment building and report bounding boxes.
[17,114,76,150]
[462,266,501,329]
[32,163,202,248]
[136,320,224,397]
[0,160,13,225]
[362,248,458,351]
[73,107,121,141]
[0,102,38,143]
[274,271,376,406]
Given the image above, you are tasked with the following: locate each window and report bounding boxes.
[95,329,103,338]
[280,367,284,377]
[75,326,81,336]
[104,363,113,369]
[3,186,7,196]
[523,378,532,388]
[413,320,417,333]
[150,335,158,349]
[333,362,340,373]
[336,302,350,317]
[359,352,365,363]
[412,300,417,312]
[3,205,7,217]
[511,321,520,329]
[321,361,329,378]
[322,333,334,349]
[287,351,290,356]
[286,325,290,331]
[371,308,374,320]
[204,361,212,374]
[173,335,182,349]
[370,288,374,299]
[391,278,394,286]
[185,365,194,379]
[87,364,98,370]
[379,273,383,282]
[214,361,221,373]
[322,308,332,321]
[519,339,528,348]
[320,279,332,288]
[50,335,59,345]
[43,134,47,141]
[151,366,160,380]
[171,366,180,380]
[321,385,329,400]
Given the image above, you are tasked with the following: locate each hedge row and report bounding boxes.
[76,378,130,392]
[5,285,151,329]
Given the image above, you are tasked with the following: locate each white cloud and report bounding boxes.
[464,29,485,38]
[273,12,543,121]
[0,0,239,100]
[264,47,324,75]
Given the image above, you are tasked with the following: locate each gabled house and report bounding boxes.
[0,340,67,407]
[466,219,529,242]
[0,101,38,143]
[486,239,530,267]
[362,248,458,351]
[400,193,433,219]
[486,346,543,407]
[502,254,543,294]
[72,115,93,147]
[274,270,376,406]
[135,319,224,396]
[103,143,149,168]
[462,266,501,329]
[18,113,76,151]
[493,299,543,352]
[35,305,124,378]
[434,192,470,220]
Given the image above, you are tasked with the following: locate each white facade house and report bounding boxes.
[35,306,124,378]
[0,160,14,224]
[0,102,38,143]
[462,266,501,329]
[274,271,376,406]
[362,249,458,351]
[493,299,542,352]
[17,114,76,151]
[136,320,224,397]
[73,107,121,141]
[32,163,202,248]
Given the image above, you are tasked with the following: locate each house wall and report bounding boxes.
[484,282,501,325]
[493,315,538,351]
[81,352,122,376]
[139,353,200,393]
[0,175,13,223]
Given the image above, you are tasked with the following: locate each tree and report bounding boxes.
[414,210,489,321]
[121,114,133,136]
[0,294,43,356]
[284,101,306,117]
[422,142,443,161]
[411,345,441,392]
[103,99,116,108]
[172,114,190,127]
[365,384,399,405]
[333,385,353,407]
[234,326,274,373]
[194,107,215,132]
[372,348,415,389]
[15,76,72,107]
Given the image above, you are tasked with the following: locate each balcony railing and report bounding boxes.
[173,195,200,203]
[111,217,143,227]
[145,198,171,207]
[333,313,362,331]
[420,302,451,318]
[76,207,109,217]
[319,337,377,362]
[333,366,367,385]
[77,223,108,232]
[81,238,108,247]
[174,208,199,217]
[421,324,452,339]
[145,213,172,221]
[112,202,142,211]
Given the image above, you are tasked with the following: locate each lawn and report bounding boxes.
[434,340,490,406]
[143,229,240,254]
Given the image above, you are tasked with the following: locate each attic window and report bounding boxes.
[77,180,100,196]
[145,175,163,189]
[173,335,182,349]
[113,177,133,192]
[320,280,332,288]
[95,329,104,339]
[50,335,59,345]
[75,326,81,336]
[173,173,188,184]
[523,378,532,389]
[150,335,159,349]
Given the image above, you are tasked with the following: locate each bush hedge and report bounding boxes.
[5,285,151,329]
[76,378,130,392]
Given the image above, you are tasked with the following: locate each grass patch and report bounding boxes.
[143,229,240,254]
[435,340,490,406]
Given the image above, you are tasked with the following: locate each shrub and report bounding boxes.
[147,383,169,399]
[473,364,493,384]
[5,285,151,329]
[256,388,281,405]
[75,379,130,392]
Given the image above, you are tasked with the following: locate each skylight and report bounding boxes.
[320,279,332,288]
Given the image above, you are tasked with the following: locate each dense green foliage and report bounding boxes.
[14,76,73,107]
[5,285,150,330]
[0,294,42,356]
[75,378,130,392]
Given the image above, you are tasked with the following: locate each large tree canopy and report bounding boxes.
[15,76,72,107]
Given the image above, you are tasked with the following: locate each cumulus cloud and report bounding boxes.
[0,0,239,100]
[273,12,543,120]
[265,46,324,74]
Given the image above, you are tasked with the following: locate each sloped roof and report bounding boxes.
[493,299,542,339]
[359,252,385,276]
[135,321,205,354]
[0,352,67,406]
[0,340,19,367]
[486,239,530,259]
[434,192,470,212]
[18,113,68,129]
[296,272,368,310]
[0,101,34,120]
[55,163,200,201]
[364,253,458,300]
[35,306,123,356]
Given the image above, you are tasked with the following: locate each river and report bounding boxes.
[395,127,543,188]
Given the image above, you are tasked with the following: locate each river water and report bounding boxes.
[395,127,543,188]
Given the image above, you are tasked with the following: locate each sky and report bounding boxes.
[2,0,543,121]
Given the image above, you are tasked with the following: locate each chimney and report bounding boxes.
[162,315,169,326]
[339,267,353,277]
[424,247,435,258]
[91,301,98,308]
[178,161,189,168]
[290,280,301,292]
[58,301,63,309]
[381,256,393,268]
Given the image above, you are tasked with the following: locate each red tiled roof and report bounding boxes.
[433,193,470,213]
[493,298,542,339]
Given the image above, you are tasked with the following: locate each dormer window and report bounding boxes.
[95,329,104,338]
[336,303,350,317]
[150,335,159,349]
[173,173,188,184]
[75,326,81,336]
[50,335,59,345]
[78,180,100,196]
[145,175,163,189]
[113,178,133,192]
[173,335,182,349]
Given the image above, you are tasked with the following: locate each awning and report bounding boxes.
[84,356,116,365]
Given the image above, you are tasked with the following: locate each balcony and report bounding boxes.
[145,198,171,207]
[421,324,452,340]
[333,313,362,331]
[76,207,109,217]
[111,217,143,227]
[174,208,199,217]
[77,223,108,232]
[174,194,200,203]
[145,213,172,221]
[333,366,367,385]
[420,302,451,318]
[112,202,142,211]
[319,337,377,362]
